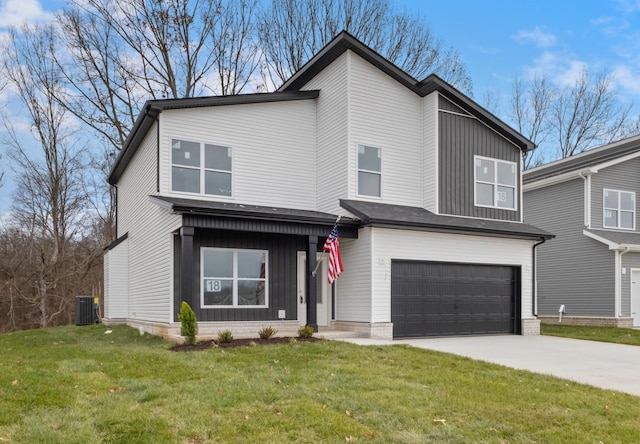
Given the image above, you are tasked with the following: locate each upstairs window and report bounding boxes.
[604,189,635,230]
[171,139,232,197]
[474,156,517,211]
[357,145,381,197]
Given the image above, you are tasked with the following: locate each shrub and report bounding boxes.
[177,302,198,346]
[298,325,314,338]
[218,329,234,344]
[258,326,278,340]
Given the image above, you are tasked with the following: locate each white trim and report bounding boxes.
[582,229,640,252]
[434,93,440,215]
[200,247,269,308]
[474,155,518,211]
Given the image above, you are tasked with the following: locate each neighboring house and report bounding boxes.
[523,135,640,328]
[103,31,551,340]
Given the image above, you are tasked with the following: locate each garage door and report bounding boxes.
[391,260,520,338]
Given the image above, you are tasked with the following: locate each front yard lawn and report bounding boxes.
[542,323,640,346]
[1,325,639,443]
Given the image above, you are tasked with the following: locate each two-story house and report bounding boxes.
[103,31,551,340]
[524,135,640,328]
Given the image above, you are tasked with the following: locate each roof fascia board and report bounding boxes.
[523,167,595,191]
[583,229,640,252]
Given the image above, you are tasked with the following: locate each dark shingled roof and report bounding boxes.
[149,195,360,228]
[524,135,640,184]
[340,199,553,240]
[584,229,640,247]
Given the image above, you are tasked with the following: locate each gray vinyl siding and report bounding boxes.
[174,230,306,322]
[439,110,521,221]
[439,96,471,115]
[590,157,640,230]
[524,179,615,316]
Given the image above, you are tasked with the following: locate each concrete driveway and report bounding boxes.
[339,335,640,397]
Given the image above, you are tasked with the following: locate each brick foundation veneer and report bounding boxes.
[538,316,634,328]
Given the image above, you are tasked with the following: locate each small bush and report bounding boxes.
[218,329,234,344]
[288,337,297,344]
[177,302,198,346]
[258,326,278,340]
[298,325,314,338]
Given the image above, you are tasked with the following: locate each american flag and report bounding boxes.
[323,223,344,284]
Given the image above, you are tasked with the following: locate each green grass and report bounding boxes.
[542,323,640,346]
[1,325,639,443]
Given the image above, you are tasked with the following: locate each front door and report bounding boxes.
[631,270,640,327]
[297,252,331,327]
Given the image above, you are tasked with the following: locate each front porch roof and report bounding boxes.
[584,229,640,252]
[149,195,360,238]
[340,199,554,240]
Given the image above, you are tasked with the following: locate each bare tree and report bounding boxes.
[258,0,472,92]
[552,69,633,158]
[505,69,638,167]
[510,76,553,169]
[2,24,91,328]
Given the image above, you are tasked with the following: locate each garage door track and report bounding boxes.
[340,335,640,397]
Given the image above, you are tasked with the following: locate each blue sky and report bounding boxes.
[1,0,640,212]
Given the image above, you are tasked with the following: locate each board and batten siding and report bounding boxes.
[104,238,129,319]
[423,92,439,212]
[347,52,424,208]
[117,121,182,323]
[300,51,349,215]
[371,228,534,324]
[158,99,317,211]
[524,179,615,316]
[589,157,640,230]
[439,100,521,221]
[334,230,373,323]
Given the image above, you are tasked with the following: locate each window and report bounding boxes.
[357,145,381,197]
[201,248,267,307]
[474,156,517,210]
[604,189,635,230]
[171,139,232,196]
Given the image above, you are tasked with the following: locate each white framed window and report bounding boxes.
[603,189,635,230]
[201,248,268,308]
[474,156,517,211]
[357,145,382,197]
[171,138,232,197]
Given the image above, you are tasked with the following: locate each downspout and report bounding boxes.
[616,247,631,318]
[532,237,547,317]
[578,170,592,228]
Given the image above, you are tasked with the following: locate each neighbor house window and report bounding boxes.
[201,248,267,308]
[604,189,635,230]
[171,139,232,196]
[357,145,381,197]
[474,156,517,210]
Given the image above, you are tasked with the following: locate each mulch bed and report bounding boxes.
[169,336,321,352]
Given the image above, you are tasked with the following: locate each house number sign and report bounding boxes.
[205,279,222,292]
[497,191,507,202]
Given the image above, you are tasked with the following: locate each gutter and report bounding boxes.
[532,237,547,317]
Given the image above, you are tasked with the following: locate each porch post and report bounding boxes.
[306,235,318,332]
[180,226,195,309]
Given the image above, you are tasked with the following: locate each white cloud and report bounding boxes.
[612,65,640,95]
[524,51,588,87]
[512,26,557,48]
[0,0,53,28]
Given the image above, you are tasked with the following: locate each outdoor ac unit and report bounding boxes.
[75,296,95,325]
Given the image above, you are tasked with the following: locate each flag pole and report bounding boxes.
[312,215,341,277]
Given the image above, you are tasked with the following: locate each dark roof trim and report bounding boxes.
[278,31,534,152]
[108,90,320,185]
[524,134,640,184]
[341,199,553,241]
[104,232,128,251]
[150,195,360,237]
